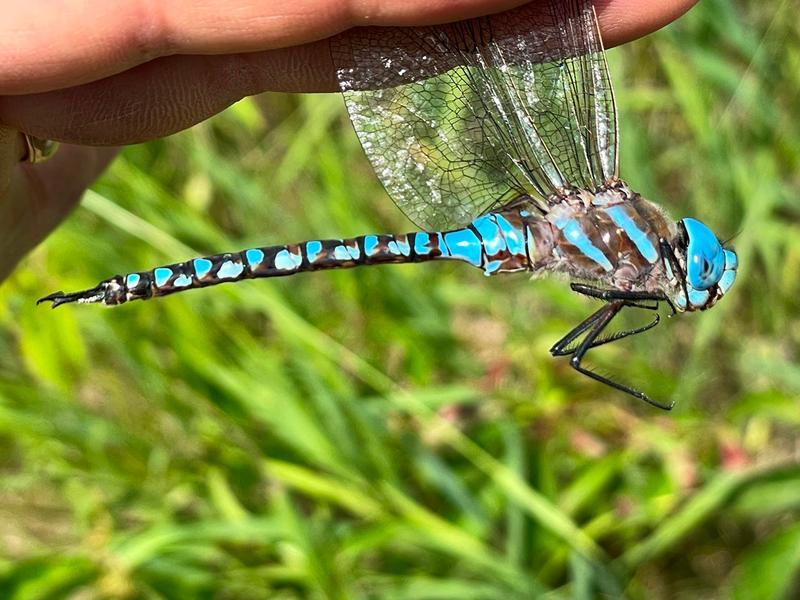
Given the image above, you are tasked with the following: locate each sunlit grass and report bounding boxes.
[1,1,799,598]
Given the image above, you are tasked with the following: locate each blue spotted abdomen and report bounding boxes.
[117,234,426,303]
[106,207,540,304]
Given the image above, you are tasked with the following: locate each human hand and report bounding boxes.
[0,0,697,282]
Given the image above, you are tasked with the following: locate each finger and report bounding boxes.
[0,0,697,145]
[1,0,697,95]
[594,0,698,46]
[1,0,528,95]
[0,145,119,281]
[0,50,320,145]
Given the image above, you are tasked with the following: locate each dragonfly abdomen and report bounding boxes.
[88,234,446,306]
[37,222,529,307]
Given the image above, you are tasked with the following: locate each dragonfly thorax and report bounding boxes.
[521,184,671,291]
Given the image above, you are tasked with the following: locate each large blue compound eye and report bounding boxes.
[682,218,725,291]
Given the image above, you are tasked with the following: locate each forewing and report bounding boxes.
[331,0,618,230]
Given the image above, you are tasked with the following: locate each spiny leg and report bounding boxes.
[658,239,684,315]
[551,287,661,356]
[570,283,665,303]
[584,312,660,351]
[573,302,673,410]
[550,304,610,356]
[550,307,660,356]
[551,299,673,410]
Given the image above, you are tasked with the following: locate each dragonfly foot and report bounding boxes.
[632,391,675,411]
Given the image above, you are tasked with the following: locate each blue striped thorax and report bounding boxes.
[671,218,738,311]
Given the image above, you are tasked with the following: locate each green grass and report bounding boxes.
[2,1,800,598]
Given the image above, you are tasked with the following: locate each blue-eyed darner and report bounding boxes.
[38,0,737,408]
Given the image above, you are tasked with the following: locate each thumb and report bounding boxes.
[0,133,119,282]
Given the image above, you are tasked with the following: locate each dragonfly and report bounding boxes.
[38,0,738,408]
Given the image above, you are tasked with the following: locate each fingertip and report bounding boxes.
[595,0,699,47]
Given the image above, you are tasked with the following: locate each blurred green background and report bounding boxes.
[1,1,799,598]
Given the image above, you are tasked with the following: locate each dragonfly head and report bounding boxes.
[667,218,737,312]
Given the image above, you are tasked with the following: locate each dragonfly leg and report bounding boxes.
[549,304,609,356]
[658,239,685,315]
[570,282,665,303]
[550,300,660,356]
[550,299,674,411]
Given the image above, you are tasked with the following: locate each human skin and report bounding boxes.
[0,0,697,282]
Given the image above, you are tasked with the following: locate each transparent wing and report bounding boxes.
[331,0,618,230]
